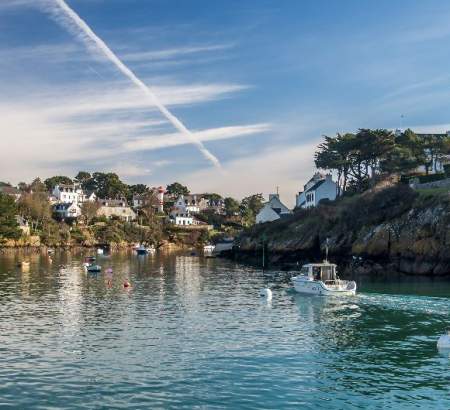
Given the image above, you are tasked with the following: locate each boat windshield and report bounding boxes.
[300,266,310,275]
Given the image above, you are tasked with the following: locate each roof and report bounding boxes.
[98,199,129,207]
[304,179,326,193]
[0,186,21,195]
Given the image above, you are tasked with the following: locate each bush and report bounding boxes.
[418,173,446,183]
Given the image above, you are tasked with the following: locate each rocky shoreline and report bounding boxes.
[230,185,450,277]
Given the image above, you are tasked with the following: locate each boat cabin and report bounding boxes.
[299,263,337,282]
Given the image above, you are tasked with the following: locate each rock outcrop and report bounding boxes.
[235,185,450,276]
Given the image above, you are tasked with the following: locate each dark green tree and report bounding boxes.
[224,197,240,216]
[0,193,21,243]
[166,182,189,197]
[240,194,264,226]
[44,176,73,190]
[91,172,129,199]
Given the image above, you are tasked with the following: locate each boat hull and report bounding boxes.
[292,278,356,296]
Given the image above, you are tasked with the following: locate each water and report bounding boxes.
[0,250,449,409]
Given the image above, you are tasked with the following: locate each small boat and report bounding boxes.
[135,245,155,255]
[203,244,215,253]
[86,264,101,273]
[97,248,104,255]
[85,256,96,263]
[291,262,356,296]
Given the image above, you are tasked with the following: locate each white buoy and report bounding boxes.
[437,330,450,349]
[259,288,272,300]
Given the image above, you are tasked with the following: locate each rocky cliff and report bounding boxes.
[235,184,450,276]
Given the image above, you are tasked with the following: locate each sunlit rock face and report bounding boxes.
[236,185,450,276]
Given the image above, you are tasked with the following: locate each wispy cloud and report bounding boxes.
[44,0,222,168]
[122,123,271,152]
[122,44,233,63]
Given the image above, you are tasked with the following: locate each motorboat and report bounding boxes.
[86,264,101,273]
[291,262,356,296]
[203,244,215,253]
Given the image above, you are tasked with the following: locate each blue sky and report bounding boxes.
[2,0,450,205]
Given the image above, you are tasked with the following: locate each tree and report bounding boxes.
[29,178,47,193]
[74,171,91,183]
[0,193,21,243]
[224,197,240,216]
[138,191,160,225]
[166,182,189,197]
[315,133,354,195]
[240,194,264,226]
[202,193,222,202]
[44,176,73,191]
[81,201,100,225]
[18,191,51,232]
[127,184,148,202]
[91,172,128,199]
[17,182,28,192]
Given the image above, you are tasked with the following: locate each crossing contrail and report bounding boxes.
[46,0,221,168]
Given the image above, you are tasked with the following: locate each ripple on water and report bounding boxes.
[0,252,449,409]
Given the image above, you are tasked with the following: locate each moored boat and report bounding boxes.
[86,264,102,273]
[135,244,155,255]
[203,244,215,253]
[291,262,356,296]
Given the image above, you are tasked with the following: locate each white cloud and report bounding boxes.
[122,44,233,63]
[122,124,271,152]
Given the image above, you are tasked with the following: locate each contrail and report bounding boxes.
[46,0,221,168]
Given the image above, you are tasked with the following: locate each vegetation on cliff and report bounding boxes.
[238,183,450,275]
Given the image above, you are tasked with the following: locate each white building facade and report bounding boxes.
[296,173,337,209]
[256,194,291,224]
[53,202,82,219]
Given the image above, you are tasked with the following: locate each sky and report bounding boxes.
[2,0,450,206]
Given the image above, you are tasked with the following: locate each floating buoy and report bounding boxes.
[437,330,450,349]
[123,280,131,288]
[106,268,113,274]
[259,288,272,300]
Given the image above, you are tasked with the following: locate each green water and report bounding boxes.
[0,250,449,409]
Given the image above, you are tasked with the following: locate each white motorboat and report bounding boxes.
[203,244,215,253]
[291,262,356,296]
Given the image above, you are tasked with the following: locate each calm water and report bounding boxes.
[0,250,449,409]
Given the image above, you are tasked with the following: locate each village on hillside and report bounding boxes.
[1,128,450,249]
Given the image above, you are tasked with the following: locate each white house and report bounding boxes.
[52,184,84,205]
[256,194,291,224]
[53,202,82,220]
[96,199,136,222]
[170,211,194,226]
[296,173,337,209]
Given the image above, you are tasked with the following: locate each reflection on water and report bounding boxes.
[0,250,449,409]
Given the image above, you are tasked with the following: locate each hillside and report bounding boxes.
[235,184,450,276]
